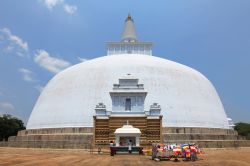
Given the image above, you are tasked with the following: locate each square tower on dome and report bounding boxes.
[110,75,147,113]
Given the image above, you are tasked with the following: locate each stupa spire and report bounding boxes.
[106,14,153,56]
[121,14,137,42]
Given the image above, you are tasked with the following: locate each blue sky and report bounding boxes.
[0,0,249,125]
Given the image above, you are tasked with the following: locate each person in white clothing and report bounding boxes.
[128,140,132,154]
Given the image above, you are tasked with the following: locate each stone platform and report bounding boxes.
[1,127,250,149]
[5,127,93,149]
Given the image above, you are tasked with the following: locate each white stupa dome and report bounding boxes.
[27,15,229,130]
[27,54,229,129]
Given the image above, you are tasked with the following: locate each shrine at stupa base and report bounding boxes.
[94,117,162,146]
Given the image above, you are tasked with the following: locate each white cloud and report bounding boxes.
[0,101,15,112]
[77,57,88,62]
[41,0,63,10]
[34,49,71,73]
[9,34,28,51]
[40,0,77,14]
[0,28,29,58]
[64,4,77,14]
[18,68,35,82]
[0,28,28,51]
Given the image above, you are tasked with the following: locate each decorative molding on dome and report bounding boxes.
[111,75,146,93]
[150,103,161,110]
[95,103,106,109]
[106,42,153,56]
[148,103,161,116]
[95,103,110,116]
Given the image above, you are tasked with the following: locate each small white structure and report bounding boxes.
[114,123,141,147]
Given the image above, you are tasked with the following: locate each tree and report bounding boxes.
[234,122,250,140]
[0,114,26,141]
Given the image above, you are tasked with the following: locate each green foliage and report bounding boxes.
[0,114,26,141]
[234,122,250,140]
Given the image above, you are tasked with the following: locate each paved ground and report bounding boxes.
[0,147,250,166]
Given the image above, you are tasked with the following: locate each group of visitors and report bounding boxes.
[152,143,200,161]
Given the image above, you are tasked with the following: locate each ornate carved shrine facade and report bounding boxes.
[93,75,162,146]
